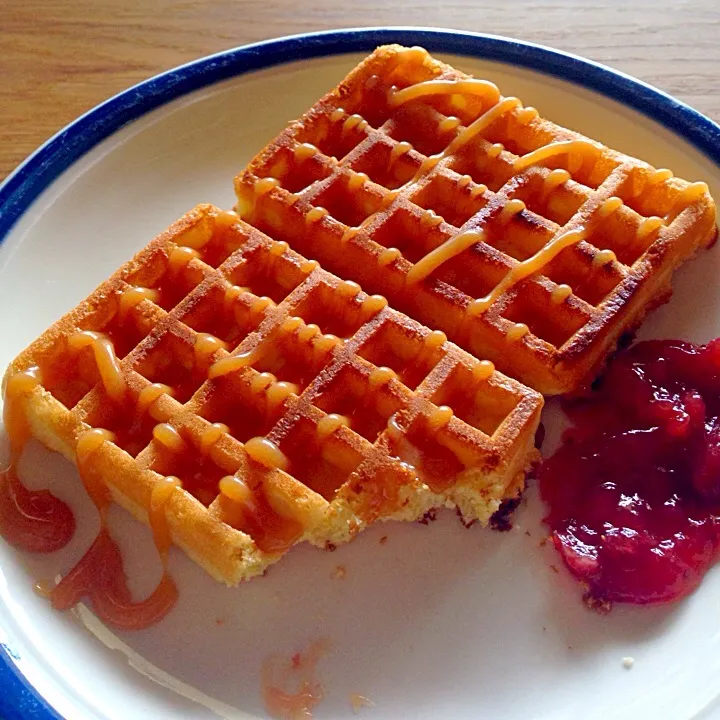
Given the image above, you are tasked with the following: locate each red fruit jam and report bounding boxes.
[539,338,720,606]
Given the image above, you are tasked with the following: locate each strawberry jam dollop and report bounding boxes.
[539,338,720,606]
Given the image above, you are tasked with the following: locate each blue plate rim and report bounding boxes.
[1,26,719,719]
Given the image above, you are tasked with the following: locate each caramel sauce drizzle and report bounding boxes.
[342,113,368,134]
[397,97,522,192]
[506,323,530,342]
[424,330,447,351]
[99,418,178,570]
[472,360,495,381]
[550,284,573,304]
[223,284,249,316]
[194,333,227,363]
[119,286,159,321]
[50,526,178,631]
[438,116,461,133]
[637,216,664,240]
[406,230,485,284]
[200,423,229,455]
[676,181,710,208]
[219,475,254,505]
[305,207,329,225]
[137,383,174,418]
[344,227,363,245]
[254,177,281,195]
[427,406,453,431]
[75,428,115,515]
[281,315,341,362]
[488,142,504,159]
[57,426,179,628]
[649,168,674,185]
[281,317,303,334]
[168,246,200,274]
[0,368,76,553]
[266,381,300,412]
[383,414,421,478]
[451,94,468,111]
[214,209,238,230]
[361,294,388,318]
[385,404,471,492]
[469,183,487,199]
[593,249,617,267]
[320,92,521,289]
[498,198,526,223]
[153,423,185,453]
[3,368,41,456]
[378,247,402,267]
[251,296,274,316]
[68,330,127,402]
[512,140,602,173]
[294,143,319,162]
[466,227,586,317]
[300,259,320,274]
[305,179,401,243]
[390,141,413,162]
[516,106,539,124]
[325,78,682,318]
[176,221,213,250]
[316,414,350,440]
[420,209,443,228]
[313,334,342,361]
[251,372,276,396]
[598,196,623,218]
[396,46,430,63]
[244,437,289,472]
[348,172,368,191]
[542,169,571,200]
[458,174,473,190]
[218,473,307,554]
[337,280,361,299]
[270,240,289,257]
[297,324,321,344]
[267,480,322,532]
[209,348,261,379]
[149,475,181,562]
[1,366,180,630]
[368,366,397,389]
[388,78,501,108]
[437,96,521,160]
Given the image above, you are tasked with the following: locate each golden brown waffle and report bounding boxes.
[235,44,718,395]
[3,205,543,584]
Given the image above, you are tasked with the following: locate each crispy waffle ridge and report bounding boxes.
[235,44,718,395]
[3,205,543,584]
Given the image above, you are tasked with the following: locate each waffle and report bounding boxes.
[3,205,543,584]
[235,44,717,395]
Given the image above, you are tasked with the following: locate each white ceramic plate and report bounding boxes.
[1,28,720,720]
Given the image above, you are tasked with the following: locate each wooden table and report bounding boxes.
[1,0,718,181]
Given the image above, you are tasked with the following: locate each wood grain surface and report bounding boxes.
[1,0,718,181]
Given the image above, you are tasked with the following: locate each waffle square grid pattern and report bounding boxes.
[235,44,717,395]
[5,44,715,586]
[5,205,543,583]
